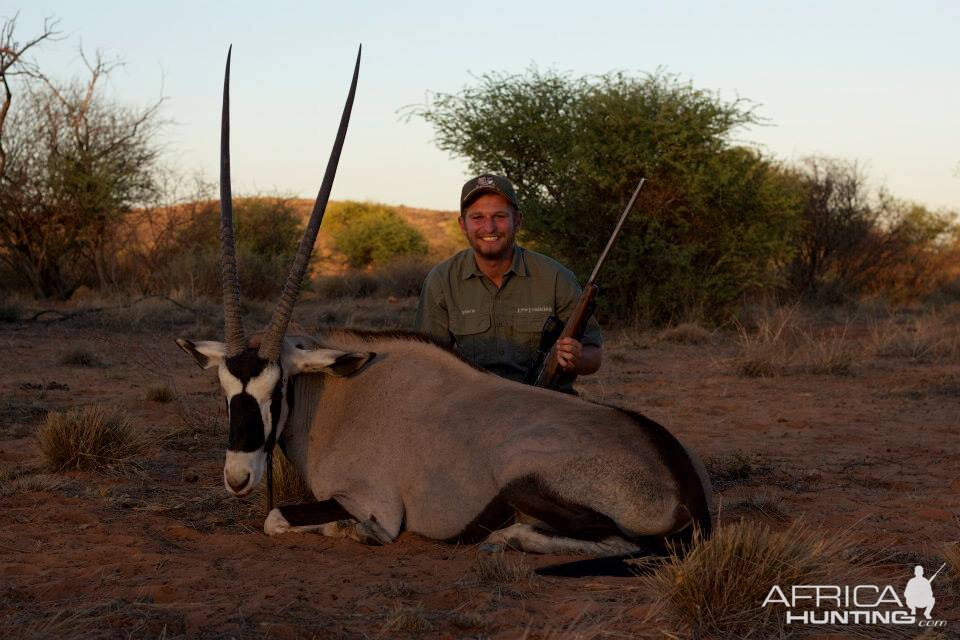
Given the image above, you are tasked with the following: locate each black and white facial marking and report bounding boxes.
[176,338,376,498]
[175,340,289,497]
[218,347,288,497]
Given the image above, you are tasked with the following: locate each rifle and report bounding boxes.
[530,178,646,390]
[929,563,947,583]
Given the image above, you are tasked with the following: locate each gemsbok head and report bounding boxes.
[176,46,371,497]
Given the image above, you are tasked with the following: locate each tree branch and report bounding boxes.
[0,14,62,178]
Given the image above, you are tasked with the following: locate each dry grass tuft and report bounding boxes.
[734,307,860,377]
[526,606,636,640]
[380,602,486,635]
[941,542,960,596]
[38,405,144,472]
[0,463,43,482]
[659,322,713,345]
[473,549,535,586]
[928,373,960,397]
[870,315,960,363]
[145,386,175,403]
[729,494,789,521]
[448,611,486,631]
[705,450,769,489]
[646,520,873,639]
[264,448,314,509]
[0,397,47,437]
[797,327,857,376]
[381,603,433,634]
[60,348,105,367]
[370,579,417,598]
[733,307,795,377]
[0,472,74,497]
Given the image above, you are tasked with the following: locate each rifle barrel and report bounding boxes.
[929,562,947,583]
[587,178,646,284]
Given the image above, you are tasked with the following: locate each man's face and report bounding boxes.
[459,193,521,261]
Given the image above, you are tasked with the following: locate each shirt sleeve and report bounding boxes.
[554,270,603,348]
[414,267,453,345]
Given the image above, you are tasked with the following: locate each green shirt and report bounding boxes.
[414,246,602,388]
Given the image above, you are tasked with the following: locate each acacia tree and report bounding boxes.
[416,69,801,323]
[0,15,163,298]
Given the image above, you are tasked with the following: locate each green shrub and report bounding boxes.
[325,201,428,268]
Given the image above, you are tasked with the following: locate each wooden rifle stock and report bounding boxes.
[533,283,598,389]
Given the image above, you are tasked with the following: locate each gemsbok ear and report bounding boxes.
[176,339,227,370]
[287,347,376,377]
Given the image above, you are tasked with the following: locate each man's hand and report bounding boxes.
[554,337,582,372]
[554,338,602,375]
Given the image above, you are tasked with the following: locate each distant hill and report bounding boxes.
[132,198,466,277]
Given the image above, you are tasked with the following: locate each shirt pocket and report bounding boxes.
[449,314,491,363]
[512,313,551,369]
[514,314,551,335]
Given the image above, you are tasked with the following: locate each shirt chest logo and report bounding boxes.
[517,306,551,314]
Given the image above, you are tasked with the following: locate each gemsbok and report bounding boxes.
[176,46,713,576]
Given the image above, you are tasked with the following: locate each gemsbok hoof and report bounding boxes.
[264,508,291,536]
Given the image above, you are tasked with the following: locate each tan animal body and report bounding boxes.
[177,46,712,576]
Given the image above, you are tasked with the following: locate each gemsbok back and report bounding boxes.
[176,46,713,577]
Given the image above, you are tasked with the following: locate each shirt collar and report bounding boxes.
[461,246,529,280]
[509,246,529,277]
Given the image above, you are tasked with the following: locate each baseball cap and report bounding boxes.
[460,174,519,212]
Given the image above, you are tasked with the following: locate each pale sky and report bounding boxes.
[7,1,959,211]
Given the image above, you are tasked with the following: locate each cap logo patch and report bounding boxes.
[478,176,495,187]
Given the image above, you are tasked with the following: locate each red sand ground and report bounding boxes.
[0,303,958,638]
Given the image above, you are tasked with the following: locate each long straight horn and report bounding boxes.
[220,45,246,357]
[258,45,361,363]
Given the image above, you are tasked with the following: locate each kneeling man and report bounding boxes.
[415,174,602,393]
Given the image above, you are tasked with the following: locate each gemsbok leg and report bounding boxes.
[482,523,641,555]
[263,502,393,545]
